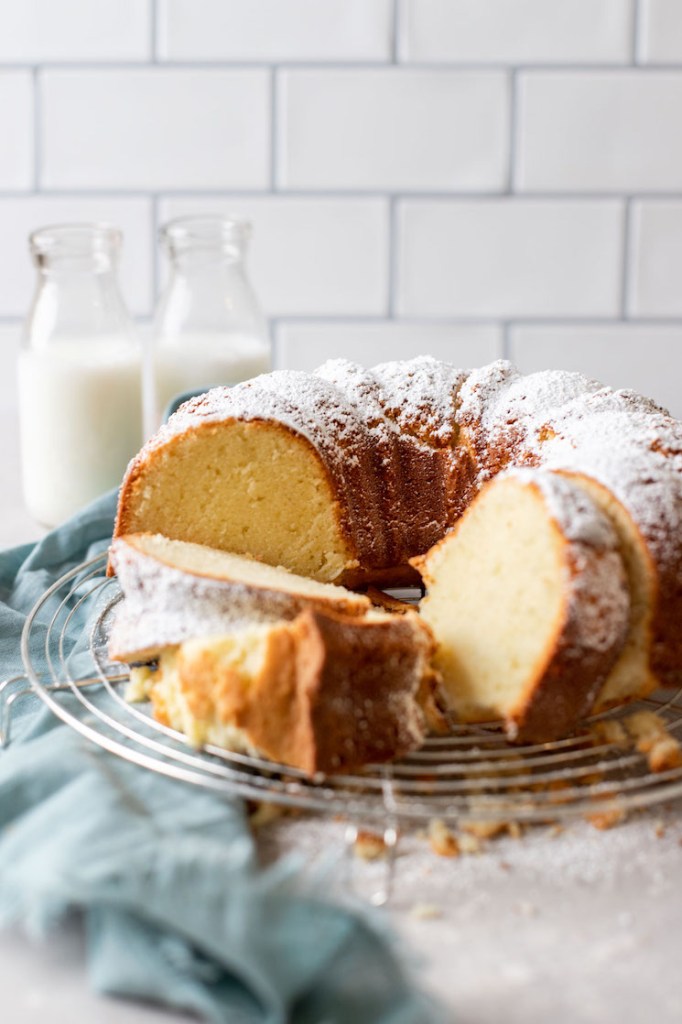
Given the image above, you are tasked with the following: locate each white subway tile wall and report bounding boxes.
[516,72,682,192]
[0,0,681,416]
[399,0,633,64]
[397,200,624,317]
[0,0,150,62]
[0,197,153,316]
[638,0,682,64]
[277,321,503,371]
[158,0,393,62]
[0,72,33,188]
[159,196,389,315]
[277,69,509,191]
[41,69,271,190]
[509,324,682,418]
[628,201,682,317]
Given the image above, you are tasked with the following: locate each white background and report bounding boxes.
[1,0,682,421]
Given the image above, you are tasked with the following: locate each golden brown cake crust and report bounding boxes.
[112,357,682,711]
[161,607,433,776]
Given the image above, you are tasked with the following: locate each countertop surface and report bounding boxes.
[2,406,682,1024]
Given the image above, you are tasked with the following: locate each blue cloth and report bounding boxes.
[0,492,445,1023]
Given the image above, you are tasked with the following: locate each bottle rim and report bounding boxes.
[29,222,123,258]
[160,215,252,251]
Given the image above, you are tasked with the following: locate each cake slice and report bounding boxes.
[108,533,371,663]
[127,606,434,776]
[415,470,631,742]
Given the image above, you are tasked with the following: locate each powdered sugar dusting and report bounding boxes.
[506,467,620,550]
[119,356,682,666]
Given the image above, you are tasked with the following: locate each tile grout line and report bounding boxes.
[270,68,278,191]
[388,196,399,317]
[621,196,633,319]
[507,68,519,194]
[4,188,682,201]
[632,0,641,65]
[2,312,682,328]
[32,66,41,191]
[269,316,281,368]
[151,194,161,306]
[150,0,159,63]
[391,0,401,64]
[501,322,512,359]
[6,60,682,72]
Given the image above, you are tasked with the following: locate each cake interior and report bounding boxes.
[121,420,356,583]
[131,625,274,752]
[419,476,568,722]
[127,533,369,609]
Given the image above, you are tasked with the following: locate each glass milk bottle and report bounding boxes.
[152,215,270,425]
[18,224,143,527]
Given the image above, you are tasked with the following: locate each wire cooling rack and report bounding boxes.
[5,551,682,850]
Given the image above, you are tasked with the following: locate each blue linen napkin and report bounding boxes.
[0,490,445,1023]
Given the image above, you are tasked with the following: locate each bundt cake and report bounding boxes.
[111,357,682,738]
[126,605,434,775]
[415,470,631,741]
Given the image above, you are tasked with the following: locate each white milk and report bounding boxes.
[153,333,271,423]
[18,338,143,527]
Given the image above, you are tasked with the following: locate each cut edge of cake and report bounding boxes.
[415,469,631,742]
[108,532,372,663]
[127,606,434,776]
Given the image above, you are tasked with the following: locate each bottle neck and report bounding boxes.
[166,245,246,278]
[26,255,135,349]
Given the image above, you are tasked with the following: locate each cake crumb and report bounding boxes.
[428,818,460,858]
[410,902,443,921]
[354,830,388,861]
[587,806,626,830]
[248,802,284,828]
[589,719,629,748]
[624,710,667,753]
[458,833,484,855]
[654,820,666,839]
[461,820,507,840]
[648,736,682,773]
[507,821,524,840]
[624,711,682,773]
[546,823,565,839]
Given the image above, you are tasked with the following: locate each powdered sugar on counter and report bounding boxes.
[257,804,682,1024]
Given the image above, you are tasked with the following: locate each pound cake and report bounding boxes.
[110,357,682,740]
[127,605,434,775]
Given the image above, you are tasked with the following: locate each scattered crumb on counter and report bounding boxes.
[462,820,507,840]
[410,902,443,921]
[587,806,626,831]
[354,829,388,860]
[428,818,460,857]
